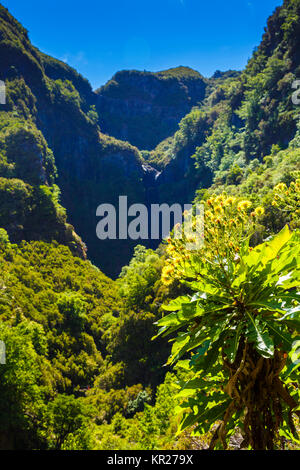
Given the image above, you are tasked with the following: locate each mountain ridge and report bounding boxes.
[0,3,223,276]
[0,0,299,279]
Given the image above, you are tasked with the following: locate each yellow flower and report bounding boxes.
[274,183,287,193]
[162,265,173,275]
[238,200,252,211]
[225,197,236,206]
[215,195,225,204]
[255,207,265,217]
[214,205,223,214]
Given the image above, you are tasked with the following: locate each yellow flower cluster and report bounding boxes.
[161,193,264,286]
[161,264,175,286]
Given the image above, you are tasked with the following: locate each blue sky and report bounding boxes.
[2,0,282,89]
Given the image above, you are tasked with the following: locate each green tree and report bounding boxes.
[0,322,46,449]
[157,196,300,450]
[45,394,92,450]
[57,292,87,333]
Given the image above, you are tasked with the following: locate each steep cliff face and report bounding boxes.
[95,67,208,150]
[0,4,147,276]
[0,4,213,277]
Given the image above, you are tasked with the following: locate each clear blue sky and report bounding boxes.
[2,0,282,89]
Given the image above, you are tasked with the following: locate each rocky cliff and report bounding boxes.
[0,4,148,276]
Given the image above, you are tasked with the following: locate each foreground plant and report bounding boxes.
[156,196,300,450]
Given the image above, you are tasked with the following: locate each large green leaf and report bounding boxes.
[191,332,227,373]
[243,226,292,272]
[198,399,232,424]
[176,377,213,398]
[223,323,243,363]
[162,295,192,311]
[246,312,274,358]
[157,303,198,328]
[279,306,300,332]
[247,298,286,314]
[168,332,191,364]
[264,319,294,350]
[179,397,231,434]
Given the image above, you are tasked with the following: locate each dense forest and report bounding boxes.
[0,0,299,450]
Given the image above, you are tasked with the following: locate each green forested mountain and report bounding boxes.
[0,3,240,277]
[0,0,299,451]
[95,67,208,150]
[0,4,146,277]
